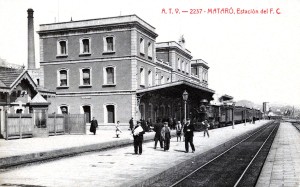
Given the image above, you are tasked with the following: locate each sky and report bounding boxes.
[0,0,299,107]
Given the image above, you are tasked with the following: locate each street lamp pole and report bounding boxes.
[232,102,235,129]
[244,107,246,126]
[182,90,188,124]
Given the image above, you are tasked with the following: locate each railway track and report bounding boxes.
[145,121,279,187]
[292,122,300,132]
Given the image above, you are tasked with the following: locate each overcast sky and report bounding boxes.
[0,0,299,107]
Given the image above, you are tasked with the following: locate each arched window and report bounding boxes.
[148,70,153,86]
[103,66,116,85]
[59,105,69,114]
[57,68,69,87]
[103,36,115,53]
[147,42,153,59]
[140,38,145,55]
[80,68,92,86]
[140,67,145,86]
[80,38,91,54]
[57,39,68,56]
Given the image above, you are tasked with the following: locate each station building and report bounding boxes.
[36,14,215,128]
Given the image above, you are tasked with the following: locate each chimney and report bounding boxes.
[27,8,35,69]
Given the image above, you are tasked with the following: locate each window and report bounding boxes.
[36,78,40,85]
[57,69,69,87]
[57,40,68,56]
[148,70,153,86]
[182,60,185,72]
[140,67,145,86]
[177,58,181,70]
[80,38,91,55]
[155,73,159,85]
[161,76,165,84]
[59,105,69,114]
[167,77,171,83]
[186,62,189,74]
[148,42,152,59]
[140,38,145,55]
[103,36,115,53]
[103,66,116,85]
[80,68,92,86]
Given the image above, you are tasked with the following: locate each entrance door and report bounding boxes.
[82,105,91,123]
[106,105,115,123]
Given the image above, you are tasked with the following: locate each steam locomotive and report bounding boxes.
[192,104,263,131]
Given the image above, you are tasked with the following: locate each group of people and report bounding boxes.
[90,116,211,155]
[131,117,211,155]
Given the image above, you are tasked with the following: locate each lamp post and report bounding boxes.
[232,102,236,129]
[182,90,188,124]
[244,106,246,126]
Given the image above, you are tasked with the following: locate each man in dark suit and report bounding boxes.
[90,117,98,135]
[133,121,145,155]
[129,117,134,131]
[153,119,163,149]
[183,119,195,153]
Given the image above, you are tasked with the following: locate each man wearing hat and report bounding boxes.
[132,121,145,155]
[183,118,195,153]
[161,122,171,151]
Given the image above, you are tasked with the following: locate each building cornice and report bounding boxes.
[56,90,135,97]
[40,56,156,66]
[38,16,158,39]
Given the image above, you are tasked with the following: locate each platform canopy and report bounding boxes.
[136,80,215,102]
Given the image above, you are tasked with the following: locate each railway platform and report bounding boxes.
[256,122,300,187]
[2,120,298,187]
[0,120,277,187]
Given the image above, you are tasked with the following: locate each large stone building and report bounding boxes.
[37,14,215,127]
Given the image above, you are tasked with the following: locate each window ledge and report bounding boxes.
[102,84,116,87]
[103,51,115,55]
[148,56,152,60]
[140,84,145,88]
[79,53,91,56]
[57,86,69,89]
[56,54,68,58]
[140,52,145,56]
[79,85,92,88]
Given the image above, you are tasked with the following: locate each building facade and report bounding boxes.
[38,15,215,127]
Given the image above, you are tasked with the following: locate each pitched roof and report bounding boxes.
[0,67,24,87]
[29,92,50,104]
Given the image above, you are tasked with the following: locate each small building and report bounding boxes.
[0,64,55,138]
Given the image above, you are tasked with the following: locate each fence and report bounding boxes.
[4,113,86,140]
[64,114,86,134]
[5,114,33,139]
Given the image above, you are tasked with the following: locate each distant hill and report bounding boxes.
[236,100,300,117]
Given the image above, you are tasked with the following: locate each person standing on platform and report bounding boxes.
[202,119,210,138]
[153,119,164,149]
[183,119,195,153]
[175,121,183,142]
[90,117,98,135]
[133,121,145,155]
[161,122,171,151]
[129,117,134,131]
[115,121,122,138]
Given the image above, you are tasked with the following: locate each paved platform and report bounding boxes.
[0,120,271,187]
[256,122,300,187]
[0,128,161,168]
